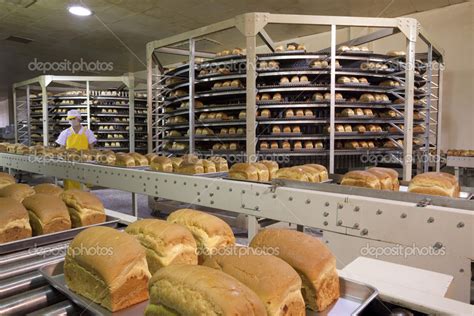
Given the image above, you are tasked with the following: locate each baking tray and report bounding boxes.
[40,261,147,316]
[40,261,377,316]
[0,215,120,255]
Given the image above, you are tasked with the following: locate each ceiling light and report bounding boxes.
[68,5,92,16]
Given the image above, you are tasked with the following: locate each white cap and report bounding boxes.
[66,110,81,120]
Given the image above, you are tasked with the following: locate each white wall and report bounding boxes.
[0,99,9,127]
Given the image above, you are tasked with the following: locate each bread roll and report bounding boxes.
[125,219,198,275]
[229,163,258,181]
[0,197,32,243]
[64,227,151,312]
[167,209,235,257]
[151,156,173,172]
[203,246,305,315]
[23,194,71,235]
[250,229,340,311]
[115,153,136,167]
[0,184,35,202]
[408,172,460,198]
[0,172,15,189]
[368,167,399,191]
[176,162,204,175]
[252,163,270,182]
[146,265,266,316]
[274,168,310,182]
[341,170,381,189]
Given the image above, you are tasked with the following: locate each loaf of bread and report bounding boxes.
[354,125,366,133]
[260,142,269,150]
[271,141,279,149]
[0,172,15,189]
[304,141,314,149]
[408,172,460,197]
[312,93,324,101]
[337,76,351,84]
[203,160,217,173]
[355,108,364,116]
[359,93,375,102]
[285,109,294,118]
[341,170,381,189]
[167,209,235,257]
[176,162,204,175]
[250,229,340,311]
[229,163,258,181]
[146,265,266,316]
[283,126,292,133]
[368,167,399,191]
[0,197,32,243]
[282,141,291,149]
[260,109,271,118]
[304,164,329,181]
[61,190,106,227]
[33,183,64,197]
[150,156,173,172]
[341,108,355,117]
[294,141,303,149]
[292,126,301,133]
[274,167,310,182]
[273,93,282,101]
[0,184,35,202]
[115,153,136,167]
[96,152,116,165]
[209,156,228,172]
[125,219,198,274]
[280,77,290,84]
[259,160,279,180]
[130,153,149,166]
[203,246,305,315]
[22,194,71,235]
[344,124,352,132]
[64,227,151,311]
[253,163,270,182]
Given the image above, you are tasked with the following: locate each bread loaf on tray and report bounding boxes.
[22,194,71,235]
[0,172,15,190]
[0,183,35,202]
[0,197,32,243]
[33,183,64,197]
[61,190,106,227]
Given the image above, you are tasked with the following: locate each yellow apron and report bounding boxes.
[64,127,89,190]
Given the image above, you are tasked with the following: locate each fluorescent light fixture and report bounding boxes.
[68,5,92,16]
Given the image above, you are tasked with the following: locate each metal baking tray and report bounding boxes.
[0,216,120,255]
[40,261,147,316]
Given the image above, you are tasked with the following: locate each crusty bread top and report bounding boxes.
[33,183,64,197]
[202,246,302,311]
[145,153,160,163]
[151,156,172,165]
[274,167,309,181]
[0,184,35,202]
[250,229,336,283]
[259,160,279,173]
[0,172,15,185]
[66,226,149,287]
[149,265,266,316]
[368,167,398,182]
[366,168,393,190]
[125,219,196,256]
[0,197,29,228]
[341,170,381,189]
[130,153,149,166]
[61,189,104,213]
[167,209,234,241]
[229,163,258,180]
[409,172,459,190]
[303,164,329,181]
[22,194,70,223]
[115,153,135,166]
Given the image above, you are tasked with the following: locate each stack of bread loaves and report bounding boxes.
[341,167,399,191]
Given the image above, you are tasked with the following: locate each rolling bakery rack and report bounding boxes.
[12,74,148,153]
[146,12,444,180]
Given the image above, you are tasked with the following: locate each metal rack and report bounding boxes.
[12,75,147,152]
[146,12,444,180]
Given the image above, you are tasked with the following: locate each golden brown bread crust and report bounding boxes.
[64,226,150,312]
[203,160,217,173]
[61,190,105,227]
[125,219,198,274]
[33,183,64,197]
[150,156,173,172]
[130,153,149,166]
[250,229,340,312]
[274,167,309,182]
[365,169,393,190]
[176,162,204,175]
[408,172,460,197]
[0,172,15,190]
[202,246,305,316]
[253,163,270,182]
[229,163,258,181]
[167,209,235,255]
[0,184,35,202]
[341,170,381,189]
[22,194,71,235]
[303,164,329,182]
[147,265,266,316]
[0,197,32,243]
[145,153,160,164]
[260,160,279,180]
[209,156,229,172]
[368,167,399,191]
[115,153,136,167]
[292,166,319,182]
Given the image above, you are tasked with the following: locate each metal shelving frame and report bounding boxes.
[12,74,143,151]
[147,12,444,180]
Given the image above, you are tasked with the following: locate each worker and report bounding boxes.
[56,109,96,189]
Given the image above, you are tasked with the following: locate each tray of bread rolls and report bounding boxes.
[0,215,120,255]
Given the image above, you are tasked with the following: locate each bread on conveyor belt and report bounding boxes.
[176,162,204,175]
[0,197,32,243]
[250,229,340,311]
[22,194,71,235]
[150,156,173,172]
[274,167,310,182]
[125,219,198,275]
[64,226,151,312]
[145,153,160,164]
[61,189,106,227]
[341,170,381,189]
[115,153,136,167]
[253,162,270,182]
[202,245,305,316]
[167,208,235,258]
[259,160,279,180]
[145,265,266,316]
[169,157,183,171]
[229,163,258,181]
[96,151,116,165]
[209,156,228,172]
[303,164,329,181]
[130,153,149,166]
[0,172,15,189]
[0,183,35,202]
[408,172,460,198]
[33,183,64,197]
[203,159,217,173]
[368,167,400,191]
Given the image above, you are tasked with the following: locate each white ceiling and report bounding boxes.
[0,0,467,100]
